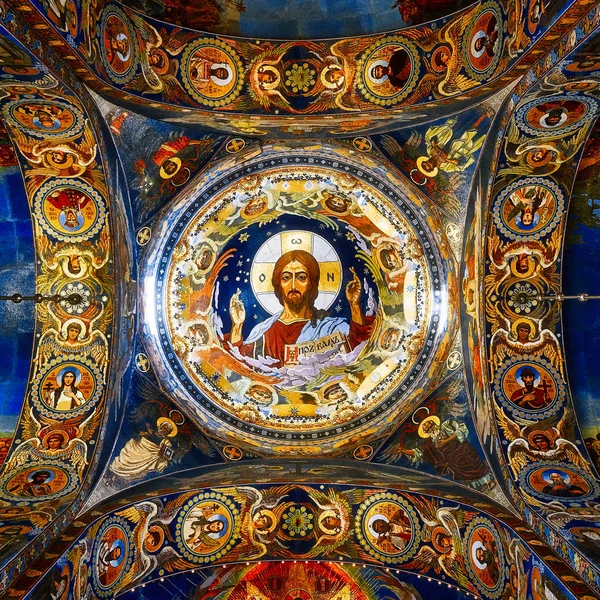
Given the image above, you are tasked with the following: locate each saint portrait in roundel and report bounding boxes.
[526,100,587,132]
[493,178,564,240]
[5,99,83,140]
[497,361,564,422]
[93,523,130,591]
[356,494,420,563]
[464,518,506,597]
[517,95,598,137]
[39,363,96,413]
[101,8,137,80]
[34,181,105,241]
[357,37,419,104]
[523,464,594,501]
[0,463,77,502]
[179,497,238,561]
[181,39,243,107]
[464,5,503,80]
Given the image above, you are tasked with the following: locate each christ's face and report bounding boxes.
[280,260,309,310]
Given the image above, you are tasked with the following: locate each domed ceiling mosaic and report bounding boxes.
[141,143,451,453]
[0,1,600,599]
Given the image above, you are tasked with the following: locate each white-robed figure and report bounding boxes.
[226,249,374,368]
[108,418,176,481]
[50,370,86,411]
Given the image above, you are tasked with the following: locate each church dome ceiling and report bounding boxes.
[1,1,600,599]
[141,142,453,454]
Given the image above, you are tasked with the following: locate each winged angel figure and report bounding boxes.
[126,13,200,104]
[404,496,479,594]
[11,127,107,199]
[498,115,592,178]
[4,406,102,478]
[495,404,593,479]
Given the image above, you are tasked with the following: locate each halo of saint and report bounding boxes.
[162,167,436,434]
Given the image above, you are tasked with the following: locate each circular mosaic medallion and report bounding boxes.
[92,517,135,596]
[519,462,599,504]
[355,492,420,563]
[463,2,504,81]
[32,356,104,419]
[3,98,84,139]
[493,357,565,421]
[33,179,106,242]
[464,517,507,598]
[176,492,240,563]
[492,177,564,240]
[356,36,420,106]
[99,5,140,85]
[143,153,447,449]
[181,38,244,107]
[0,462,78,502]
[516,94,598,137]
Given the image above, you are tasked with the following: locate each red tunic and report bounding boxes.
[231,316,374,368]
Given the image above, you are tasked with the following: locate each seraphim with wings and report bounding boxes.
[4,406,103,479]
[495,404,593,479]
[404,496,479,595]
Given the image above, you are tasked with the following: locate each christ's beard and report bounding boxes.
[285,291,307,311]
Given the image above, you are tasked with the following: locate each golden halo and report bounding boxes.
[150,48,169,75]
[416,156,438,177]
[160,156,182,179]
[431,526,452,553]
[527,429,557,448]
[61,317,87,341]
[510,317,536,341]
[418,415,440,438]
[526,147,553,168]
[156,417,178,437]
[318,509,342,534]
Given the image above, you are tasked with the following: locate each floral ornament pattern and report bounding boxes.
[282,506,314,537]
[60,282,92,315]
[507,282,538,314]
[285,63,316,93]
